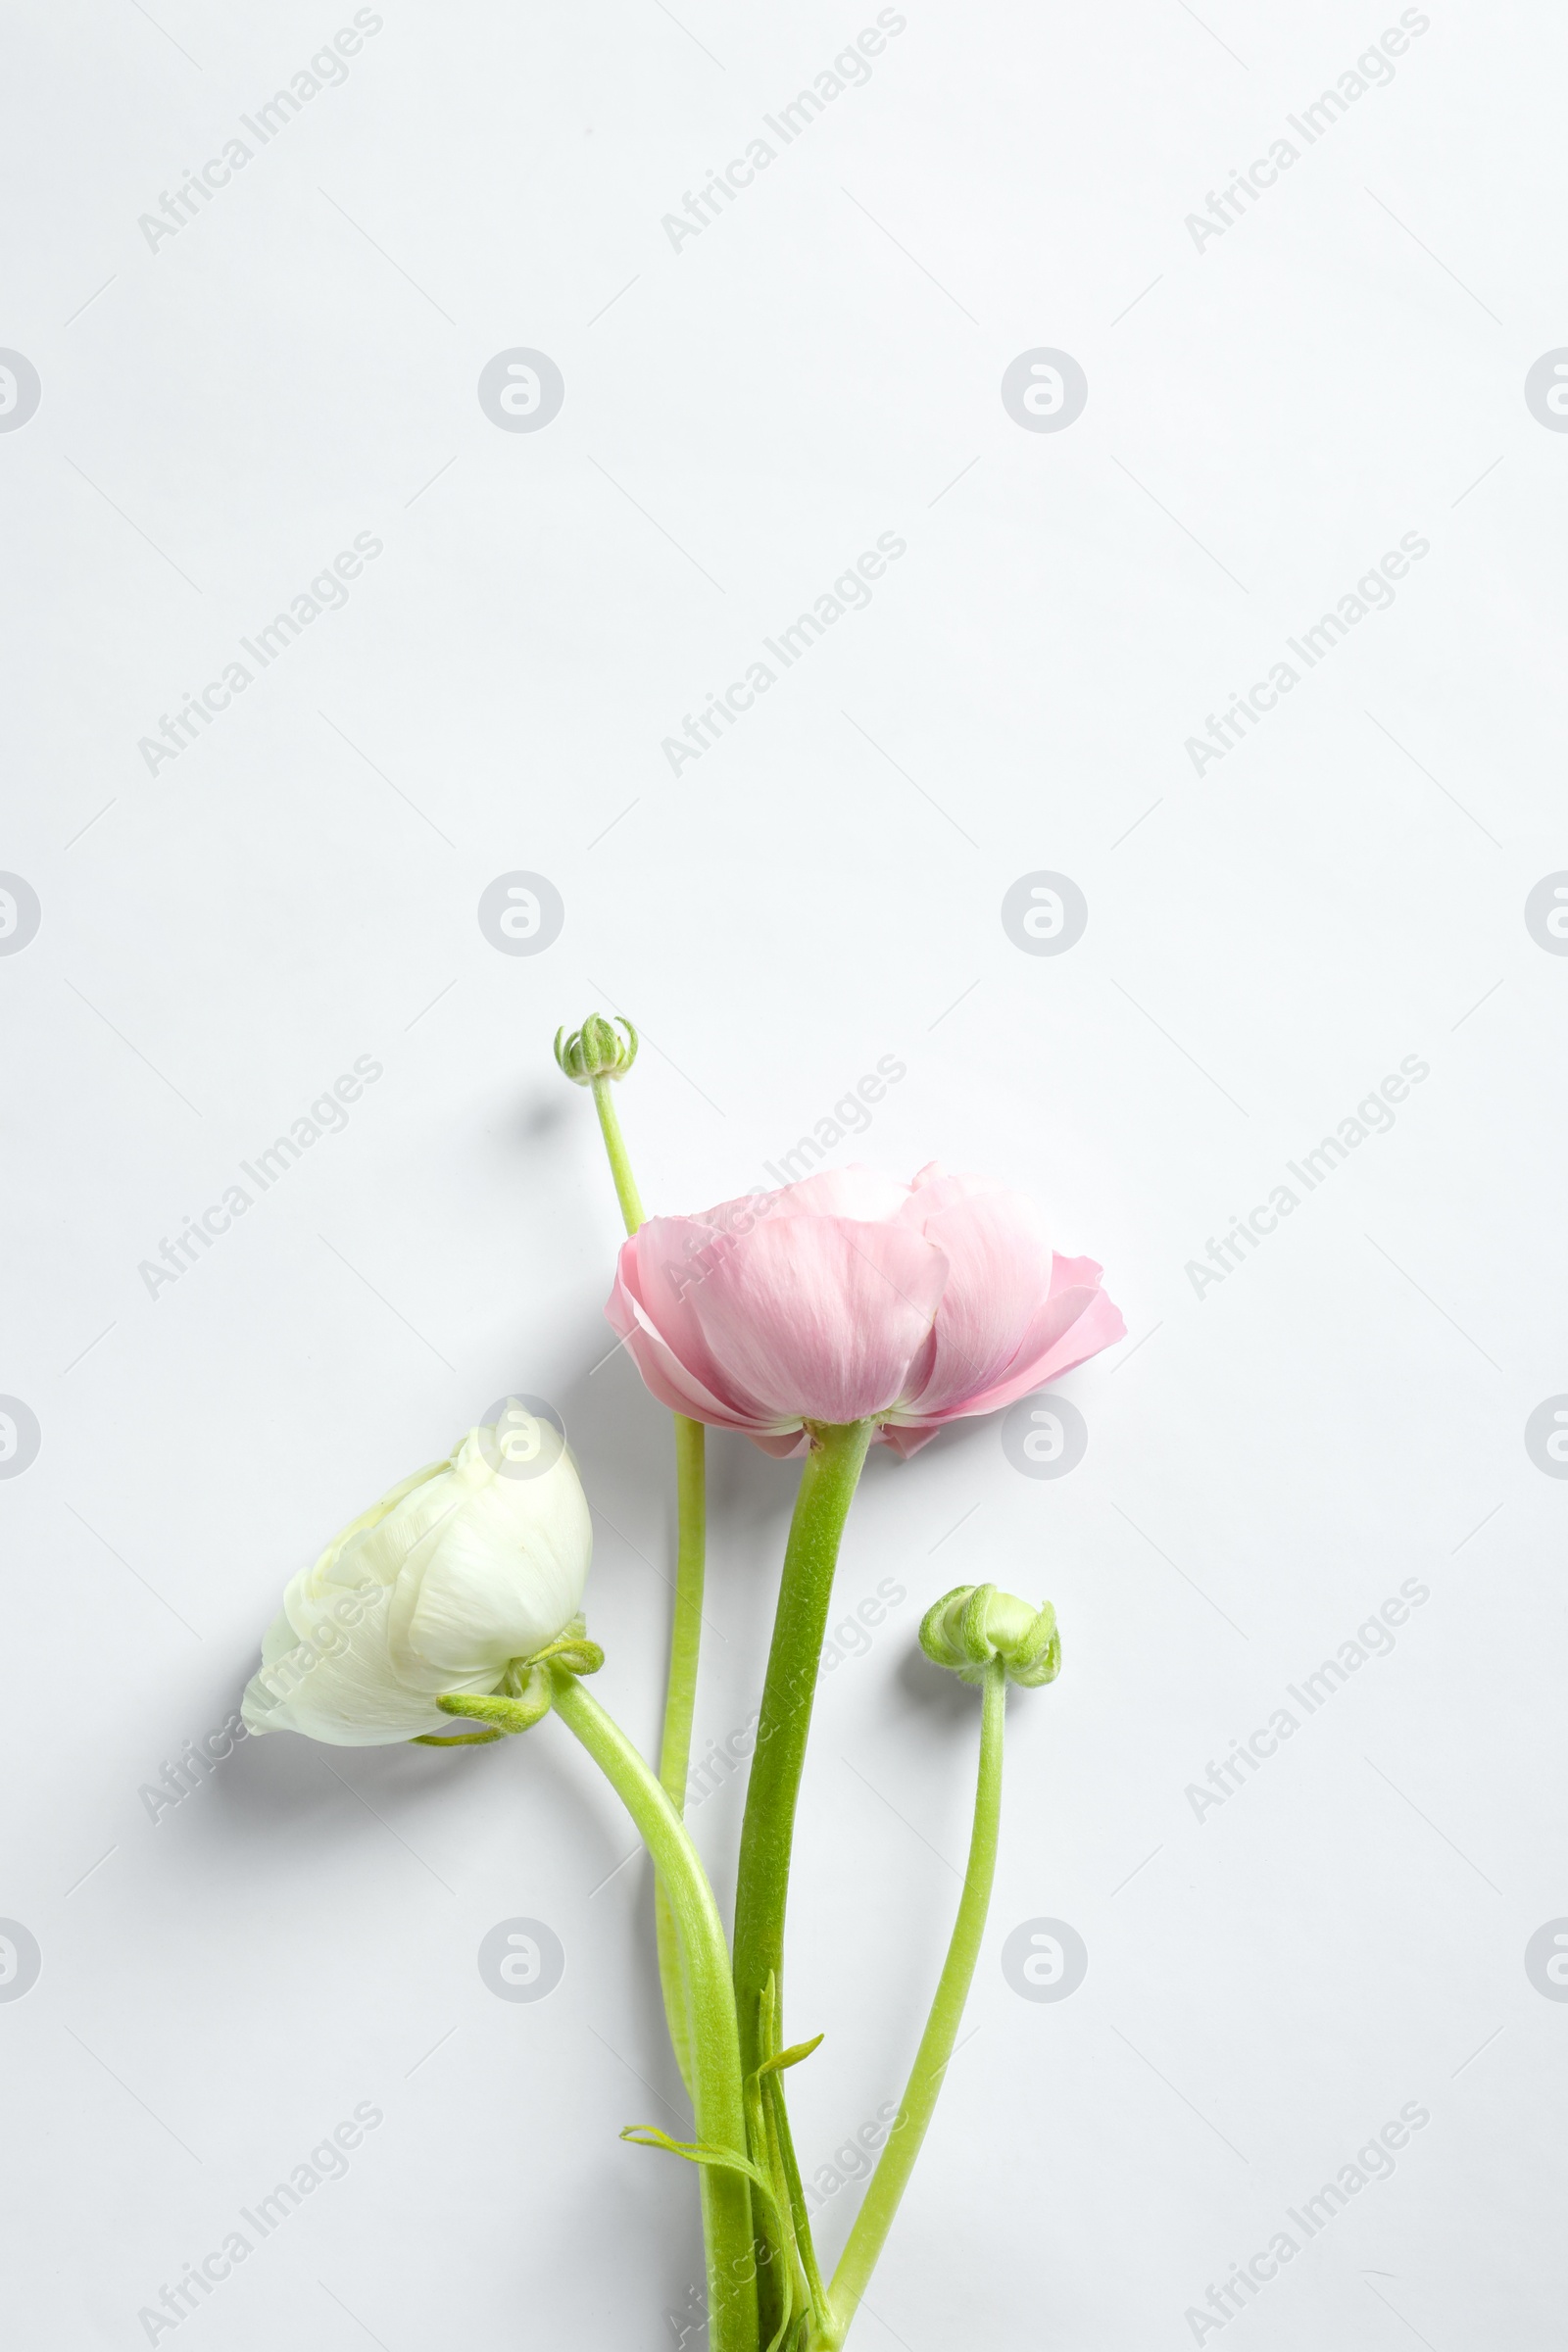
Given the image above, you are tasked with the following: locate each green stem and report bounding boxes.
[656,1412,707,2093]
[732,1422,872,2063]
[582,1066,707,2095]
[590,1073,645,1233]
[661,1417,708,1806]
[815,1659,1007,2350]
[732,1420,873,2341]
[549,1671,759,2352]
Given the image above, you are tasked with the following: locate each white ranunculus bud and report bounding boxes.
[241,1410,593,1746]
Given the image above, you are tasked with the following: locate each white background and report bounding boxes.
[4,1,1566,2345]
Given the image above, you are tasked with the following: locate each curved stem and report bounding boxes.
[815,1659,1007,2350]
[549,1671,758,2352]
[590,1073,645,1232]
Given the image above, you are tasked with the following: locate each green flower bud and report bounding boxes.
[554,1013,638,1087]
[919,1584,1060,1688]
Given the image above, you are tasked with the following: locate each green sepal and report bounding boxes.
[431,1617,606,1741]
[436,1675,553,1736]
[519,1614,605,1681]
[555,1013,639,1087]
[538,1636,605,1678]
[919,1582,1060,1688]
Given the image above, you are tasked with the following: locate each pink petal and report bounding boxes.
[620,1219,745,1397]
[703,1165,913,1230]
[896,1273,1126,1434]
[898,1188,1056,1415]
[604,1160,1123,1458]
[749,1429,812,1459]
[874,1420,941,1459]
[974,1278,1126,1411]
[905,1161,999,1203]
[607,1243,781,1432]
[686,1214,949,1426]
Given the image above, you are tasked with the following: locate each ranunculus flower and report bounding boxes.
[241,1413,593,1746]
[607,1163,1124,1458]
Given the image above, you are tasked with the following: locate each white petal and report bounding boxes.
[259,1609,300,1667]
[387,1446,593,1690]
[278,1456,455,1641]
[242,1428,592,1743]
[241,1588,498,1746]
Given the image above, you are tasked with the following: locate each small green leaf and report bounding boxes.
[621,2127,800,2352]
[757,2033,824,2080]
[618,2124,779,2211]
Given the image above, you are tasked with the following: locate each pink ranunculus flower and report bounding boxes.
[606,1163,1124,1458]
